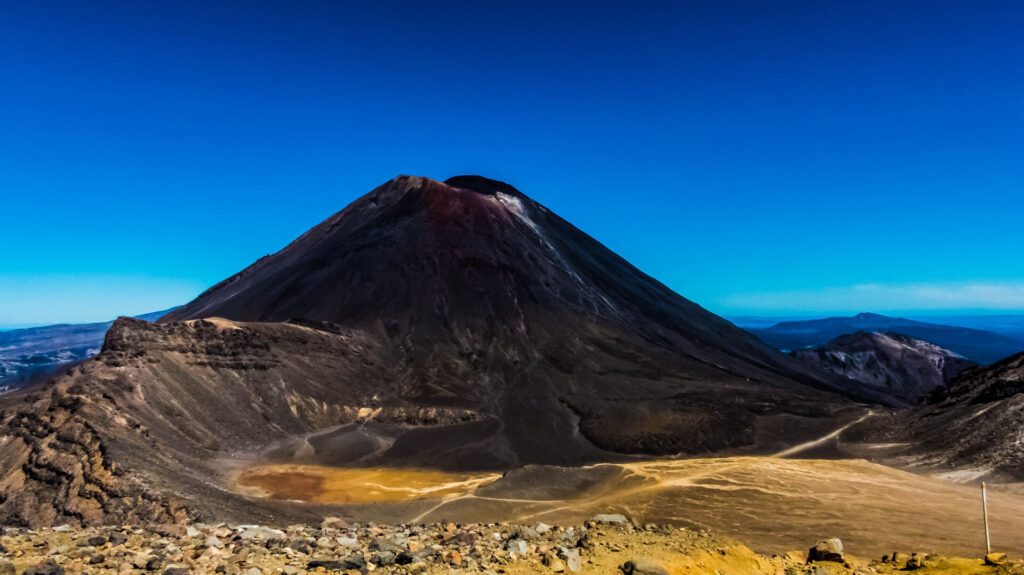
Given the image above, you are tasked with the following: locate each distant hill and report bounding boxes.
[0,308,175,393]
[790,331,975,406]
[749,312,1024,364]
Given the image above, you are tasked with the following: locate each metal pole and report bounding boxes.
[982,482,991,555]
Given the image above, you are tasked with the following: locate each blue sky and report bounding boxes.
[1,1,1022,326]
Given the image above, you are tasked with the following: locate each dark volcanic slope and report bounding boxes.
[790,331,975,406]
[1,175,878,526]
[751,312,1024,364]
[886,352,1024,481]
[165,175,885,453]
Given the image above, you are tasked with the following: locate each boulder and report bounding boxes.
[807,538,844,563]
[593,514,628,525]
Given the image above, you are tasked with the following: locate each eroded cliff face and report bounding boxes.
[0,318,392,526]
[0,374,188,527]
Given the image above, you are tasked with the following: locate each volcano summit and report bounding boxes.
[1,175,878,526]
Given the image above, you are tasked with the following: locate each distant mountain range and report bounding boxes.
[0,308,174,393]
[747,312,1024,364]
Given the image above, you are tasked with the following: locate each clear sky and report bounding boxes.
[1,1,1022,326]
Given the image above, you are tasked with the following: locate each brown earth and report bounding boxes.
[229,457,1024,558]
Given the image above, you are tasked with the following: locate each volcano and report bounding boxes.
[1,175,878,526]
[164,175,884,459]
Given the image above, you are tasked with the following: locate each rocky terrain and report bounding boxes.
[790,331,975,405]
[3,174,1024,563]
[750,313,1024,364]
[1,516,1020,575]
[856,351,1024,482]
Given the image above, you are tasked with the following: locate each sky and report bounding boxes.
[1,1,1022,326]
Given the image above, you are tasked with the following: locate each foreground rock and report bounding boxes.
[807,538,845,563]
[0,520,1020,574]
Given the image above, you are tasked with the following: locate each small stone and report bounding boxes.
[163,568,190,575]
[619,558,669,575]
[108,532,128,546]
[89,555,105,565]
[76,535,105,547]
[51,525,72,533]
[238,526,285,542]
[506,539,529,555]
[286,538,311,554]
[22,559,65,575]
[372,550,396,566]
[336,535,358,547]
[985,552,1008,566]
[307,559,346,570]
[906,553,926,570]
[593,514,628,525]
[145,554,165,570]
[543,551,566,572]
[558,547,581,572]
[321,517,348,530]
[343,554,366,569]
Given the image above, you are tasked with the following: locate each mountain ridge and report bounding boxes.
[750,312,1024,363]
